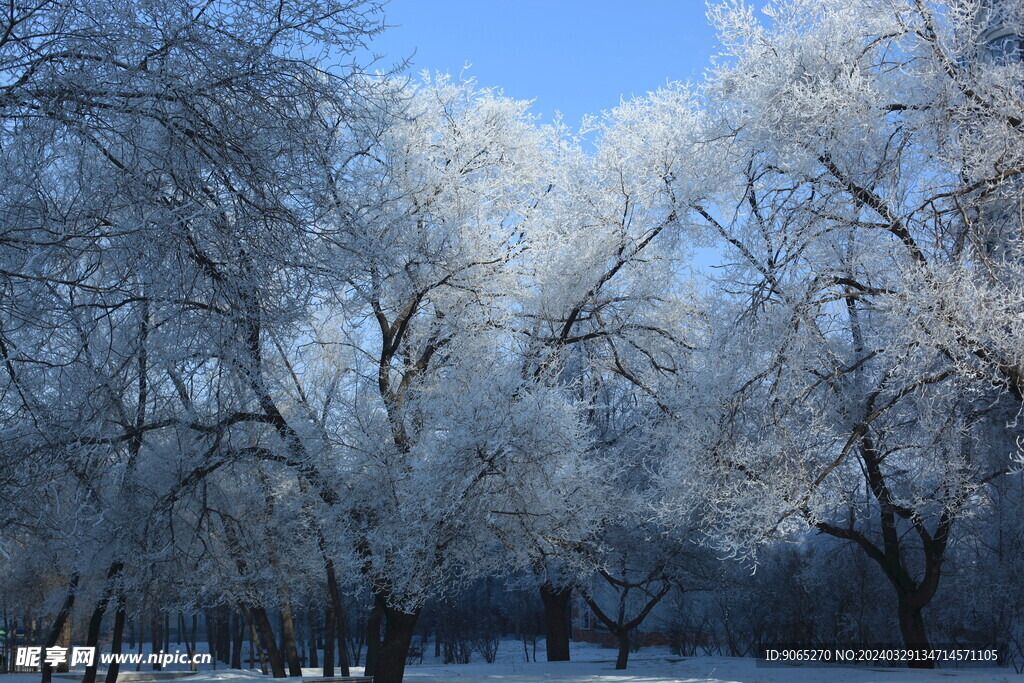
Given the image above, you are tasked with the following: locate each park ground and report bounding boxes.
[2,642,1020,683]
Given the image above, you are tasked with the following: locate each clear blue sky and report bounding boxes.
[365,1,720,127]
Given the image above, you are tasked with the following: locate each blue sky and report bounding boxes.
[366,1,720,127]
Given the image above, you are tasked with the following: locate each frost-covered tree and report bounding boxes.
[3,1,1023,681]
[655,0,1024,663]
[274,77,601,683]
[0,0,385,680]
[500,88,710,662]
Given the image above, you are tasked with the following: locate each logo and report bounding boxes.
[15,647,95,667]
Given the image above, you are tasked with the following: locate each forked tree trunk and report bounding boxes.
[580,578,671,672]
[371,604,420,683]
[539,583,571,662]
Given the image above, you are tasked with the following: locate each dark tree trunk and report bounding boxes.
[57,615,72,673]
[371,605,420,683]
[307,610,318,669]
[248,613,256,670]
[41,581,79,683]
[614,630,630,670]
[231,611,244,669]
[325,560,350,676]
[279,602,302,676]
[189,613,198,670]
[151,609,163,671]
[243,608,266,674]
[539,583,571,662]
[135,620,143,671]
[82,563,122,683]
[335,607,350,678]
[179,614,195,671]
[898,599,933,669]
[104,596,126,683]
[579,577,671,672]
[251,607,286,678]
[217,607,231,665]
[42,574,80,683]
[809,395,951,671]
[362,601,384,678]
[205,611,216,669]
[323,606,334,677]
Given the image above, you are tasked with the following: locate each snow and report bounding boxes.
[12,642,1018,683]
[391,642,1020,682]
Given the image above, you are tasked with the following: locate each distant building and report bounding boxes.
[977,0,1023,64]
[970,0,1023,261]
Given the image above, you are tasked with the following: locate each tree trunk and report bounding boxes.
[217,607,231,666]
[57,613,72,672]
[251,607,286,678]
[104,597,126,683]
[205,611,216,669]
[898,599,933,669]
[539,583,571,662]
[243,609,266,675]
[232,611,244,669]
[335,607,350,677]
[189,613,198,671]
[306,610,318,669]
[371,605,420,683]
[614,629,630,670]
[82,563,122,683]
[362,601,384,678]
[135,621,143,671]
[41,574,79,683]
[279,602,302,676]
[325,560,350,676]
[322,606,334,677]
[179,614,195,670]
[151,610,162,671]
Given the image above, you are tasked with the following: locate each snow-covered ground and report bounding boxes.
[394,641,1019,682]
[6,642,1019,682]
